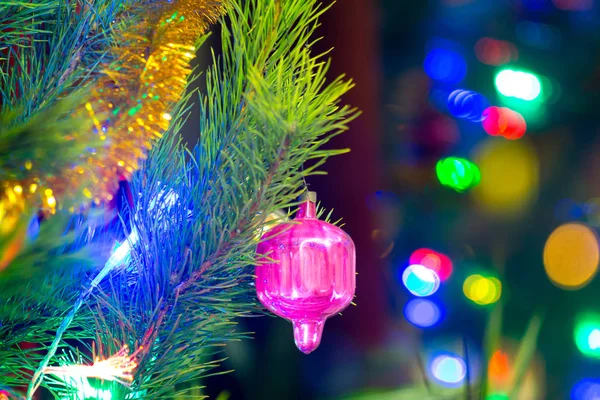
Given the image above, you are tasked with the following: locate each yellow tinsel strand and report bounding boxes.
[62,0,224,204]
[0,1,223,232]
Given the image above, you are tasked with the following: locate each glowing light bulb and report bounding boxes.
[402,264,440,297]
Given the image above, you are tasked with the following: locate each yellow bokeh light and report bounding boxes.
[463,274,502,305]
[472,138,539,218]
[47,196,56,206]
[13,185,23,195]
[543,223,599,290]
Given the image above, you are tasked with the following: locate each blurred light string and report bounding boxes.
[27,191,177,398]
[27,230,139,398]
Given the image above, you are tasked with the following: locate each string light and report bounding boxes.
[43,345,140,387]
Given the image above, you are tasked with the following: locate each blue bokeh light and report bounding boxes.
[424,48,467,84]
[430,353,467,387]
[404,299,443,328]
[448,89,489,122]
[572,378,600,400]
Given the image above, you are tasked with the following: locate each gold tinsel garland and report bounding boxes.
[0,0,223,233]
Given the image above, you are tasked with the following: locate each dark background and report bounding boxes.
[195,0,600,399]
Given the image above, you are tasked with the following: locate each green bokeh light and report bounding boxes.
[574,313,600,359]
[486,393,510,400]
[495,69,542,101]
[436,157,481,192]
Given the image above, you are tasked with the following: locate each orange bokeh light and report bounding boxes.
[489,350,511,383]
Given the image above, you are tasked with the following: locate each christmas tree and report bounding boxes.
[0,0,358,398]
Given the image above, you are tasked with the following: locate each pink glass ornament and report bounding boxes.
[256,194,356,354]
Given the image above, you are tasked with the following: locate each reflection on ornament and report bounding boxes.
[256,192,356,354]
[544,223,599,290]
[436,157,481,192]
[472,138,538,217]
[402,264,440,297]
[410,248,453,281]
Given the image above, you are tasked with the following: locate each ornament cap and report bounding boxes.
[292,319,325,354]
[297,191,317,219]
[300,191,317,203]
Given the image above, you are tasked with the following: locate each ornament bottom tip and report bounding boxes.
[292,318,325,354]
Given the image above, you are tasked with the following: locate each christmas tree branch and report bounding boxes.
[2,0,358,397]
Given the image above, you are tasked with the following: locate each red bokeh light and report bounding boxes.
[410,248,453,281]
[482,106,526,140]
[474,38,518,66]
